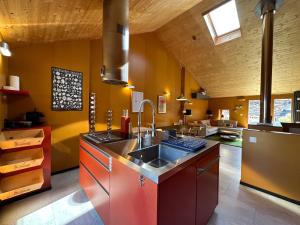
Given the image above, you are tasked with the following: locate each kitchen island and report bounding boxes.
[79,132,220,225]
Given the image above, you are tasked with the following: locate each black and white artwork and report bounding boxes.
[51,67,83,111]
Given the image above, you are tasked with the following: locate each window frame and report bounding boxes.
[273,98,292,123]
[202,0,241,45]
[248,99,260,125]
[221,109,230,120]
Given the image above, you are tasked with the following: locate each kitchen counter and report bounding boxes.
[81,131,219,183]
[79,131,220,225]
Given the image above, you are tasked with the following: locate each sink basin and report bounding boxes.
[128,144,188,168]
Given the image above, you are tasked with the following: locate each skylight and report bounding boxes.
[203,0,241,45]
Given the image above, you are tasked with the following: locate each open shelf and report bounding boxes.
[0,89,30,96]
[0,169,44,201]
[0,129,44,150]
[0,148,44,173]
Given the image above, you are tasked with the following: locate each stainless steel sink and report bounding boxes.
[128,144,188,168]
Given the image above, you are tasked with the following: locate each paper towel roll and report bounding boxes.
[9,75,20,91]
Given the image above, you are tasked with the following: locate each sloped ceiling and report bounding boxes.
[1,0,299,98]
[0,0,202,44]
[156,0,300,97]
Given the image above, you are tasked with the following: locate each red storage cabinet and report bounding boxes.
[110,157,158,225]
[0,126,51,202]
[196,147,219,225]
[80,138,220,225]
[80,163,110,225]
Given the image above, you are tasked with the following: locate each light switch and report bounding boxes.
[249,136,257,143]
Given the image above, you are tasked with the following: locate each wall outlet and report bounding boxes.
[249,136,257,143]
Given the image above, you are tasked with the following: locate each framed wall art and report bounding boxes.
[158,95,167,114]
[131,91,144,113]
[51,67,83,111]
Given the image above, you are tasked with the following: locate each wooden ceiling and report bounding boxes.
[1,0,299,97]
[0,0,202,44]
[156,0,300,97]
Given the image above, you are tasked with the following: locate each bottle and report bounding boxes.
[121,109,130,134]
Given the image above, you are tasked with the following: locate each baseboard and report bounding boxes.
[51,166,79,175]
[240,181,300,205]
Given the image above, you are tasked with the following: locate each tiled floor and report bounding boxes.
[0,144,299,225]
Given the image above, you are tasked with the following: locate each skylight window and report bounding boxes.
[203,0,241,45]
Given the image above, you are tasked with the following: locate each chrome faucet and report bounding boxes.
[137,99,156,149]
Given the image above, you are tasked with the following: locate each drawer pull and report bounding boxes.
[139,175,145,187]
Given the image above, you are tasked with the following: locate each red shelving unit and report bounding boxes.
[0,89,30,96]
[0,126,51,202]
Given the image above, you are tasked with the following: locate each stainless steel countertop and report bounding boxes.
[81,132,220,184]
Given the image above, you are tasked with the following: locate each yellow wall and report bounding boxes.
[184,72,208,122]
[90,33,184,129]
[208,94,294,127]
[0,54,8,129]
[89,33,208,129]
[7,33,207,172]
[7,41,90,173]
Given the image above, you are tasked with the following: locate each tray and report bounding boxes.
[0,129,44,150]
[0,169,44,201]
[0,148,44,173]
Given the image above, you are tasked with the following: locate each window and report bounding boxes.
[203,0,241,45]
[248,100,260,124]
[273,99,292,123]
[221,109,230,120]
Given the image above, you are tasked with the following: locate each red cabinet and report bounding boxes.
[80,164,110,225]
[80,138,219,225]
[79,140,111,225]
[196,147,219,225]
[80,147,110,192]
[0,126,51,202]
[110,158,157,225]
[158,165,197,225]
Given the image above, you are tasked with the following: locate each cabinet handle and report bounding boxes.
[139,175,145,187]
[197,156,220,175]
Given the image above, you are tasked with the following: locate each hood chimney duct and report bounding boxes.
[255,0,283,124]
[101,0,129,85]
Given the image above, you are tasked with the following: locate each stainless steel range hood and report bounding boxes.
[100,0,129,85]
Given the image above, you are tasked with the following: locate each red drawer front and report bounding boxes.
[196,146,219,168]
[80,139,111,170]
[80,147,110,192]
[80,163,110,225]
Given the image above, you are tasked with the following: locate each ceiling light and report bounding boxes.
[124,84,135,89]
[164,91,171,96]
[0,42,12,57]
[186,100,193,105]
[176,93,188,101]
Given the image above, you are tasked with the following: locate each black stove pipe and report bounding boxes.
[259,1,274,124]
[256,0,283,124]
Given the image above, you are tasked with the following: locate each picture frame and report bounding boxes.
[51,67,83,111]
[158,95,167,114]
[131,91,144,113]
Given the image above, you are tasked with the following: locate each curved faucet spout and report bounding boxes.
[137,99,156,149]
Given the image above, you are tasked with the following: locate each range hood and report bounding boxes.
[100,0,129,85]
[255,0,283,124]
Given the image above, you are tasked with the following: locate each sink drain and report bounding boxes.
[149,159,168,168]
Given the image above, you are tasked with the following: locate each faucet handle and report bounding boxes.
[151,123,156,137]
